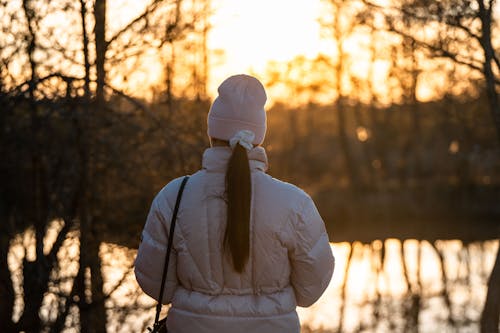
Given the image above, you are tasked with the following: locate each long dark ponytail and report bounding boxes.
[224,143,251,273]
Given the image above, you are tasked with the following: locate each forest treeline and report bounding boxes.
[3,84,499,244]
[0,0,499,332]
[266,96,500,241]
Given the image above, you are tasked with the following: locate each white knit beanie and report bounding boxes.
[207,74,267,145]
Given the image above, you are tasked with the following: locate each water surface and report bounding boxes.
[8,227,499,332]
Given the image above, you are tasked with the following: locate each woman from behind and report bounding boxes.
[134,74,335,333]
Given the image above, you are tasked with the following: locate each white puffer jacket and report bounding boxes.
[134,146,334,333]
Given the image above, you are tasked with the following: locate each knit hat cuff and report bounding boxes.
[208,114,266,145]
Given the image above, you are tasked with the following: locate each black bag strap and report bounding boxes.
[153,176,189,326]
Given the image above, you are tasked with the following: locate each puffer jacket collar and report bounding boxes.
[202,146,268,173]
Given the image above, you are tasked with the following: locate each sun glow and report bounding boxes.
[12,0,472,103]
[208,0,330,95]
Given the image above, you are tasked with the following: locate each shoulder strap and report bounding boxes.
[154,176,189,325]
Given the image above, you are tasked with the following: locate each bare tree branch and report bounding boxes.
[487,0,495,15]
[46,219,74,267]
[48,265,81,333]
[398,4,481,42]
[10,73,84,96]
[106,0,163,47]
[445,18,482,41]
[103,261,135,299]
[362,0,500,87]
[493,51,500,73]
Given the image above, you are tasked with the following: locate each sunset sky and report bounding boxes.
[108,0,333,100]
[208,0,330,94]
[98,0,469,103]
[5,0,489,103]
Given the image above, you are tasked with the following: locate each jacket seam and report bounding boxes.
[278,192,310,248]
[170,307,297,319]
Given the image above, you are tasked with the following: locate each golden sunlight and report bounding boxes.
[108,0,451,103]
[208,0,329,95]
[105,0,332,100]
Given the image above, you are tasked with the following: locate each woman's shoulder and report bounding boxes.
[257,174,312,207]
[153,175,190,209]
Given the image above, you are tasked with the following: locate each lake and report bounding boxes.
[7,225,499,332]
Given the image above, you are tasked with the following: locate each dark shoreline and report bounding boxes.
[108,213,499,249]
[315,186,500,243]
[326,217,500,243]
[103,185,500,248]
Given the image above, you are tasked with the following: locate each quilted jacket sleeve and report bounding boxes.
[287,195,335,307]
[134,184,179,305]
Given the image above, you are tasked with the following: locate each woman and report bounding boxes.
[134,74,334,333]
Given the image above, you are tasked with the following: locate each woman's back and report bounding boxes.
[134,74,334,333]
[135,146,334,332]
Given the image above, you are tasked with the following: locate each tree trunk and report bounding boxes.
[367,30,387,186]
[478,0,500,144]
[0,213,14,332]
[88,228,107,333]
[337,97,359,189]
[165,41,175,113]
[333,2,359,190]
[94,0,106,108]
[77,2,109,331]
[200,0,210,100]
[478,1,500,330]
[18,2,49,331]
[80,0,91,101]
[481,247,500,333]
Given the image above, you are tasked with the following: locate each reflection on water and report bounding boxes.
[7,228,499,332]
[299,240,498,333]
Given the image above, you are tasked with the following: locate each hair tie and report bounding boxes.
[229,130,255,151]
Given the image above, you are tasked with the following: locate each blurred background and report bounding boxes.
[0,0,499,332]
